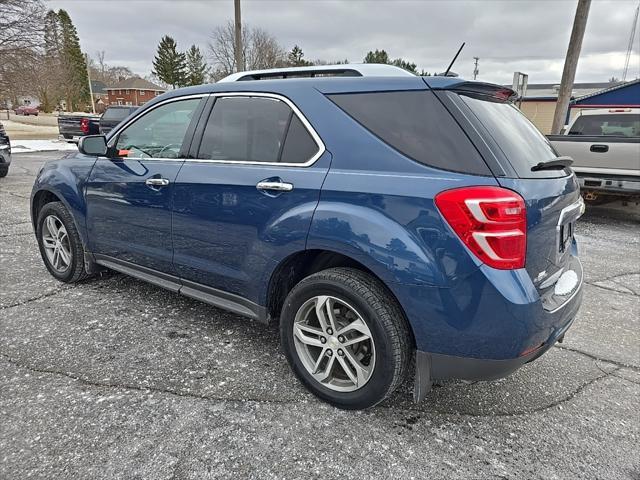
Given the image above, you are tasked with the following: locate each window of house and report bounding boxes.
[141,91,146,96]
[114,98,201,159]
[125,89,130,94]
[197,96,320,164]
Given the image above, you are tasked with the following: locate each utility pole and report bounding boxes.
[551,0,591,134]
[85,53,96,114]
[473,57,479,80]
[234,0,243,72]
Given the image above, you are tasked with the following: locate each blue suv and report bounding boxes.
[31,66,584,409]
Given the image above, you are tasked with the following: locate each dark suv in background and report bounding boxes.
[31,65,584,409]
[0,121,11,178]
[98,105,138,135]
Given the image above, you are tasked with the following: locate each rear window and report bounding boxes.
[328,91,490,175]
[102,108,135,121]
[457,93,560,178]
[568,113,640,137]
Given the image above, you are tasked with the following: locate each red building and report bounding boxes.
[106,77,166,107]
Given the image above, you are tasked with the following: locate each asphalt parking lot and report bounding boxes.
[1,152,639,480]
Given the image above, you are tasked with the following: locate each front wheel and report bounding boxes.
[36,201,89,283]
[280,267,412,409]
[0,165,8,178]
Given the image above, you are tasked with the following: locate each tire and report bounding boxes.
[280,267,412,409]
[0,165,7,178]
[36,201,89,283]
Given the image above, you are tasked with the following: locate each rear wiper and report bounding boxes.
[531,156,573,172]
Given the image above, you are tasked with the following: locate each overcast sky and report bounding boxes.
[47,0,640,84]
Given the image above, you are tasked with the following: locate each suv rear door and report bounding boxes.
[171,93,330,308]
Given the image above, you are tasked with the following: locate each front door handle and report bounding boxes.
[145,177,170,187]
[256,180,294,192]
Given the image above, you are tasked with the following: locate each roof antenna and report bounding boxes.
[442,42,466,77]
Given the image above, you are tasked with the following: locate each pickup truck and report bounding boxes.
[99,106,138,135]
[58,113,100,143]
[548,108,640,204]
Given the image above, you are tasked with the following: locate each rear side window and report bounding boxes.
[457,93,560,178]
[280,116,318,164]
[568,114,640,137]
[197,96,320,164]
[328,90,490,175]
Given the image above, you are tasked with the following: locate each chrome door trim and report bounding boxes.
[106,91,326,168]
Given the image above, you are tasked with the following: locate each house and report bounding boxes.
[517,82,621,134]
[569,79,640,122]
[90,80,108,113]
[106,77,166,107]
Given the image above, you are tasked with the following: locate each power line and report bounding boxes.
[622,2,639,81]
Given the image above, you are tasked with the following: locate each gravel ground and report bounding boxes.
[1,153,639,480]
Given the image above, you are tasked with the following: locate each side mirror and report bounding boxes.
[78,135,107,156]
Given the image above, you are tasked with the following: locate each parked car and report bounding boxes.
[31,65,584,409]
[14,105,39,116]
[0,121,11,177]
[548,108,640,204]
[99,106,138,135]
[58,113,100,143]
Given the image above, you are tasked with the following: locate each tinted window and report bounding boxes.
[115,98,200,158]
[328,90,490,175]
[568,113,640,137]
[198,97,291,162]
[102,107,136,122]
[281,115,319,163]
[458,93,560,178]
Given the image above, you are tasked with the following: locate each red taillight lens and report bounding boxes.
[80,117,89,134]
[435,186,527,270]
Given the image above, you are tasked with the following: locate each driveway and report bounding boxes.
[1,152,639,479]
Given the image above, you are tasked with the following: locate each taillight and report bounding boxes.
[435,186,527,270]
[80,117,90,134]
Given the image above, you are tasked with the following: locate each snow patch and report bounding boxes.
[11,139,78,154]
[554,270,579,296]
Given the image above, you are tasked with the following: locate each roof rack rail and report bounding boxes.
[218,63,416,82]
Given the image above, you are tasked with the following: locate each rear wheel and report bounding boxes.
[280,267,411,409]
[36,202,89,283]
[0,165,8,178]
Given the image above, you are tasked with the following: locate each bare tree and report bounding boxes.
[208,21,286,80]
[0,0,46,101]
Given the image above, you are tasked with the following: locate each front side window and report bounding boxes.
[114,98,201,159]
[197,96,319,164]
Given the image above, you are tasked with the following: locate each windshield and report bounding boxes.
[457,93,563,178]
[568,113,640,137]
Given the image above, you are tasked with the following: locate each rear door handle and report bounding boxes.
[590,144,609,153]
[145,177,170,187]
[256,180,294,192]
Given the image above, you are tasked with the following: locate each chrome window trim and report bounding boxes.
[191,92,325,168]
[106,91,326,168]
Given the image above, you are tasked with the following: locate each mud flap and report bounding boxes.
[413,350,433,403]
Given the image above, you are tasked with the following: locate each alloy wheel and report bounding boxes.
[293,295,376,392]
[41,214,72,273]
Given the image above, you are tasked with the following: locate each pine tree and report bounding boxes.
[364,49,419,74]
[184,45,208,86]
[57,9,90,111]
[287,45,312,67]
[152,36,186,89]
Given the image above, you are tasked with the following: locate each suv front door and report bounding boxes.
[85,96,205,275]
[172,93,330,309]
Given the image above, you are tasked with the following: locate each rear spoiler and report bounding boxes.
[447,82,517,102]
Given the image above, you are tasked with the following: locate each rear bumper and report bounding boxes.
[575,172,640,195]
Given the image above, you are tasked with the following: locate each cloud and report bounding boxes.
[48,0,640,83]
